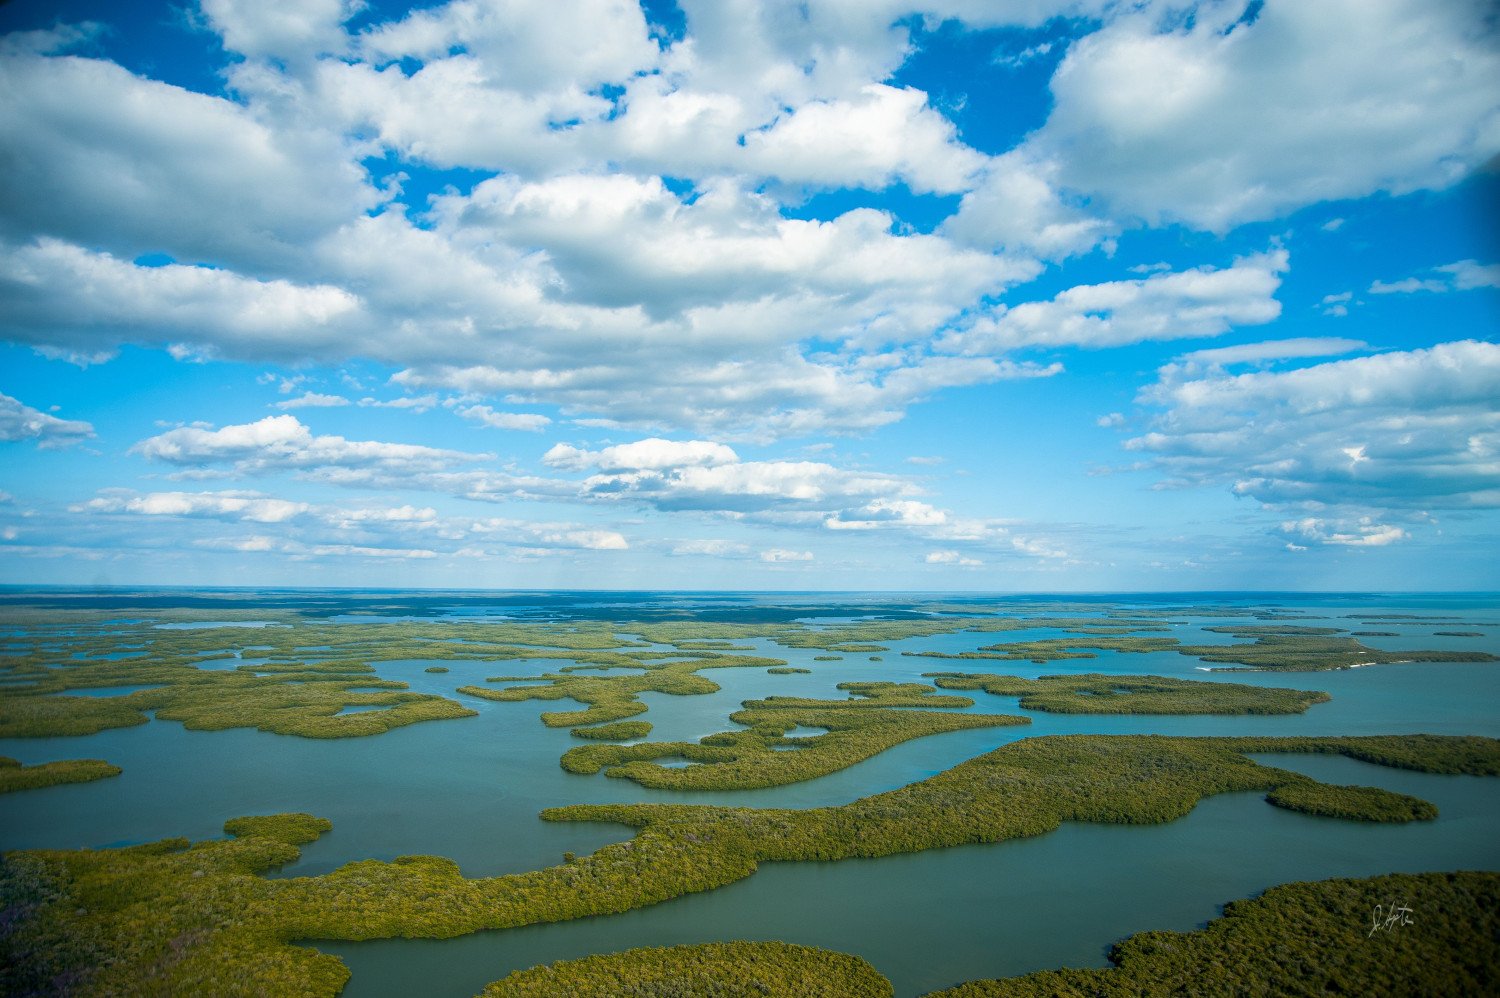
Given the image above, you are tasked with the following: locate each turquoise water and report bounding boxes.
[2,591,1498,995]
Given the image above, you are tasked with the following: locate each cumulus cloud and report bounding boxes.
[360,395,439,412]
[826,498,947,530]
[0,392,94,447]
[949,250,1286,353]
[0,51,375,270]
[3,0,1494,456]
[760,548,813,562]
[554,453,915,518]
[670,538,751,557]
[133,414,488,476]
[741,83,986,193]
[275,392,351,410]
[1024,0,1500,230]
[84,490,311,523]
[1280,517,1408,548]
[941,152,1114,258]
[0,239,363,362]
[81,486,629,559]
[458,405,552,431]
[1129,340,1500,510]
[544,437,739,471]
[925,549,983,566]
[1369,259,1500,295]
[1176,337,1367,367]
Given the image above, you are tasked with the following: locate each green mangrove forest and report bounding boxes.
[480,941,893,997]
[3,594,1498,995]
[907,624,1498,672]
[0,756,121,795]
[3,733,1497,996]
[471,870,1498,998]
[933,870,1499,996]
[923,672,1330,714]
[557,682,1028,790]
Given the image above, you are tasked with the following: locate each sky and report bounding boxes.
[0,0,1497,592]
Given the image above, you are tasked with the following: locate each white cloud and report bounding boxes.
[275,392,351,410]
[741,83,985,194]
[826,498,947,530]
[0,392,94,447]
[1370,259,1500,295]
[0,239,363,362]
[84,491,311,523]
[925,549,982,566]
[0,52,375,269]
[360,395,439,412]
[201,0,357,62]
[542,529,628,550]
[1280,517,1408,548]
[1025,0,1500,230]
[361,0,653,79]
[80,486,631,559]
[544,437,739,471]
[950,250,1286,353]
[1440,260,1500,291]
[760,548,813,562]
[466,515,629,551]
[458,405,553,432]
[671,538,751,557]
[941,152,1114,258]
[1317,293,1353,318]
[132,414,488,475]
[1176,337,1367,367]
[305,543,438,559]
[1129,340,1500,510]
[4,0,1492,463]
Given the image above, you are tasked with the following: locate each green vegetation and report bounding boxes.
[1184,628,1498,671]
[223,813,335,845]
[909,635,1181,665]
[669,641,755,651]
[908,625,1497,672]
[769,666,812,673]
[1264,782,1436,822]
[628,615,1174,655]
[0,676,478,740]
[812,656,841,661]
[0,756,121,794]
[931,871,1499,996]
[12,605,1441,748]
[3,735,1495,996]
[480,871,1500,997]
[0,695,151,738]
[559,682,1027,790]
[455,646,788,732]
[925,672,1329,714]
[480,941,892,997]
[570,721,653,740]
[1435,631,1484,637]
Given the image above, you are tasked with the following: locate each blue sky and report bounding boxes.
[1,0,1497,591]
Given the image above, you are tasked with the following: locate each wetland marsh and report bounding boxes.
[1,589,1497,996]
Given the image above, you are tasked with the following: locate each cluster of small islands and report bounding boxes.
[1,590,1497,996]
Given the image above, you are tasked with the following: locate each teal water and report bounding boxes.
[1,591,1498,995]
[323,765,1500,997]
